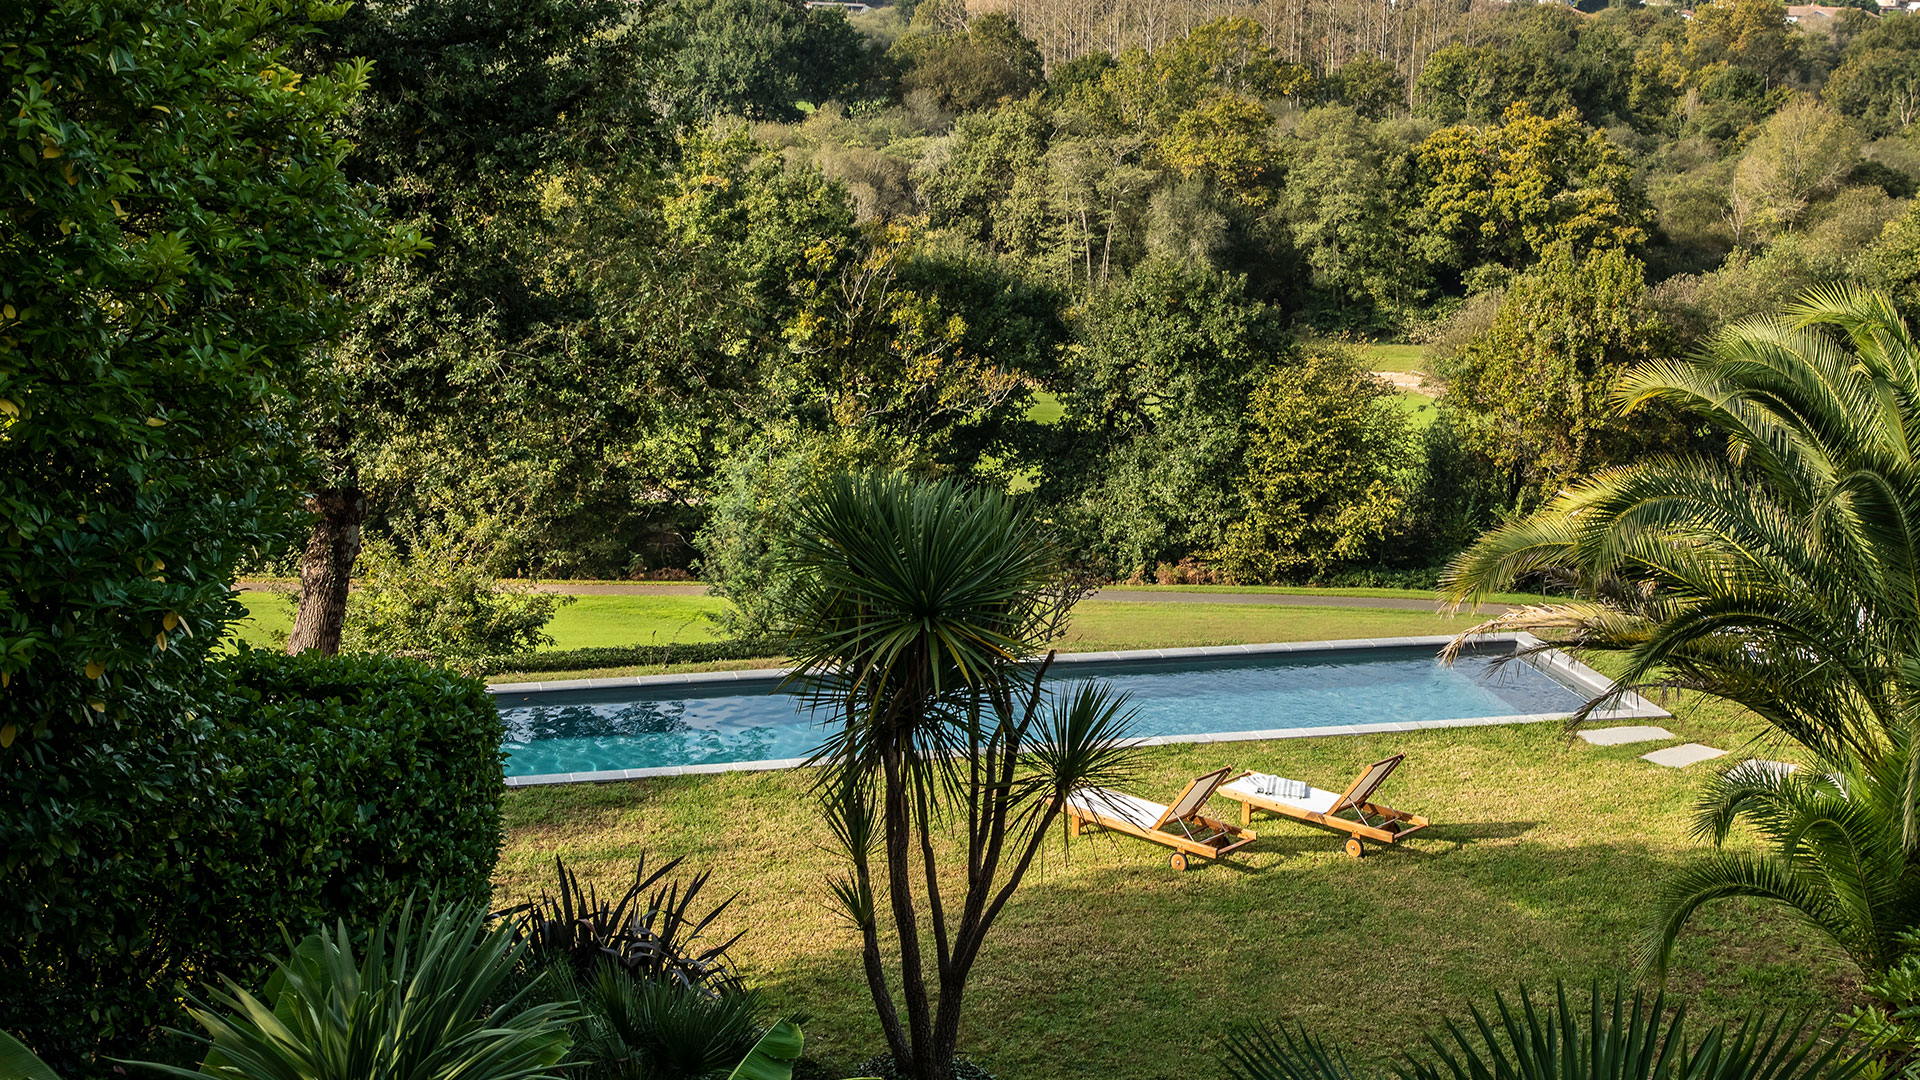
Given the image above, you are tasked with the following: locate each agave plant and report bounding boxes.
[1222,982,1870,1080]
[134,898,574,1080]
[498,853,745,994]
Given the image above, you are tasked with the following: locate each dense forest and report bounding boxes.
[280,0,1920,632]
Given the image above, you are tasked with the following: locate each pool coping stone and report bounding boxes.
[496,632,1667,788]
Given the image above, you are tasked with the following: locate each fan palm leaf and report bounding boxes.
[1223,982,1870,1080]
[1441,288,1920,824]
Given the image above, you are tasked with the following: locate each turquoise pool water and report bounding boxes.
[494,643,1590,778]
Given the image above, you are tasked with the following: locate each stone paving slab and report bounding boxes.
[1578,725,1677,746]
[1642,743,1728,768]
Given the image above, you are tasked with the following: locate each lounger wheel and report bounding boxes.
[1169,853,1189,872]
[1345,838,1365,859]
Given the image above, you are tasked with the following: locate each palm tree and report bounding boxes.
[1642,755,1920,979]
[778,472,1138,1080]
[1221,981,1870,1080]
[1438,287,1920,974]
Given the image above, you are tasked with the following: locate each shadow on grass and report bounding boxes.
[740,831,1853,1080]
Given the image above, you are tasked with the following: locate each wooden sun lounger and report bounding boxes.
[1218,755,1429,858]
[1061,766,1256,871]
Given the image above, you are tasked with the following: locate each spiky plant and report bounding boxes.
[134,898,574,1080]
[565,963,769,1080]
[779,472,1139,1080]
[1441,289,1920,795]
[1438,289,1920,974]
[1222,982,1870,1080]
[498,853,744,994]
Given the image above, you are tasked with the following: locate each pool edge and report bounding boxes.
[498,632,1667,789]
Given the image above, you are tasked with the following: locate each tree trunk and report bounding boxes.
[286,487,367,655]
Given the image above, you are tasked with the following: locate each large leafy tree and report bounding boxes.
[283,0,664,650]
[1414,42,1578,124]
[1043,258,1291,575]
[653,0,870,122]
[782,473,1136,1080]
[1412,104,1649,286]
[1437,246,1682,512]
[0,0,385,1064]
[1281,106,1426,325]
[1217,351,1413,584]
[895,12,1044,115]
[1728,98,1862,242]
[1685,0,1801,87]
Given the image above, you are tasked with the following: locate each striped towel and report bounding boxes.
[1249,773,1310,799]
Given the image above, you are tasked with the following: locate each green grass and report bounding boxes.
[1392,388,1440,429]
[497,689,1846,1079]
[231,589,294,649]
[232,587,1538,666]
[1027,389,1064,425]
[228,589,727,653]
[482,601,1506,681]
[1057,600,1477,651]
[1355,342,1426,372]
[543,593,726,647]
[1094,584,1548,605]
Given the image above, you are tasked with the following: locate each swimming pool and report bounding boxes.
[492,634,1664,784]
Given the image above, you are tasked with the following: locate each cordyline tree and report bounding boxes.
[778,472,1138,1080]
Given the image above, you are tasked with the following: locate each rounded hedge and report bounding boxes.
[2,648,504,1072]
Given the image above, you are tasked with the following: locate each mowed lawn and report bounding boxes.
[498,688,1847,1079]
[229,589,727,652]
[229,589,1510,667]
[1355,342,1426,371]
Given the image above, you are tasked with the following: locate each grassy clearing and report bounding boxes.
[543,594,727,647]
[1027,390,1064,425]
[1094,584,1547,605]
[498,688,1843,1079]
[1355,342,1426,372]
[228,589,728,653]
[1056,600,1475,651]
[1392,388,1440,429]
[229,590,1528,666]
[485,602,1495,681]
[231,589,294,649]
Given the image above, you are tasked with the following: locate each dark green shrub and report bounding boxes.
[0,0,388,1068]
[344,529,569,672]
[213,648,506,931]
[482,638,785,677]
[1,649,503,1072]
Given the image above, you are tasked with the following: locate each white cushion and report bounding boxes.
[1066,787,1165,830]
[1221,777,1342,815]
